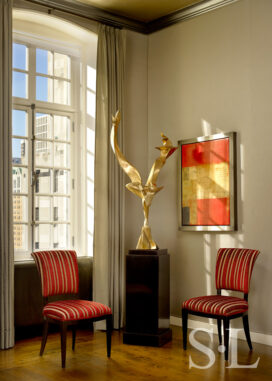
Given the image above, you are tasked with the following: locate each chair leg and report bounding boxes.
[106,315,113,358]
[72,325,76,351]
[223,318,230,361]
[243,314,253,350]
[40,318,49,356]
[217,319,222,345]
[60,322,68,368]
[182,309,188,350]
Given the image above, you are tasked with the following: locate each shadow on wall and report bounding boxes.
[201,121,245,298]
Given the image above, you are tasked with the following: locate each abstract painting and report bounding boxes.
[178,132,237,231]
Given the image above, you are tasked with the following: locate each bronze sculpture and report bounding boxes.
[111,111,177,250]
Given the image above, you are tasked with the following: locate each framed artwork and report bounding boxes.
[178,132,237,231]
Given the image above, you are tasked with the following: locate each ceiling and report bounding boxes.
[76,0,204,23]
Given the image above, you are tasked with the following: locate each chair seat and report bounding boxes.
[182,295,248,317]
[43,300,112,321]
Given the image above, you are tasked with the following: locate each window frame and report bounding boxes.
[12,35,81,261]
[32,106,75,252]
[12,104,32,257]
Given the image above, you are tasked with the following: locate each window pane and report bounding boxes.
[87,90,95,117]
[87,233,93,257]
[13,71,28,98]
[36,49,53,75]
[87,152,94,181]
[35,196,51,221]
[14,224,28,251]
[35,141,53,167]
[12,110,28,137]
[87,128,95,153]
[36,76,53,102]
[53,197,69,221]
[54,79,70,105]
[87,179,94,208]
[87,66,96,91]
[34,224,52,249]
[54,142,70,168]
[35,113,53,139]
[12,138,28,165]
[54,115,70,141]
[87,206,94,233]
[53,224,70,248]
[12,167,28,193]
[54,53,70,79]
[35,168,52,194]
[13,195,28,222]
[13,43,28,71]
[54,169,69,194]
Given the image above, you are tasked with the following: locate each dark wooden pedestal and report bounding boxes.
[123,249,172,347]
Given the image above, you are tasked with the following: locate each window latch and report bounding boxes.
[31,169,40,187]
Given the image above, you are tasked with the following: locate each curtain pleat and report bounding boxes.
[0,0,15,349]
[93,24,125,329]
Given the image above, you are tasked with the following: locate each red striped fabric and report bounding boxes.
[43,300,112,321]
[182,295,248,316]
[31,250,79,297]
[215,248,260,293]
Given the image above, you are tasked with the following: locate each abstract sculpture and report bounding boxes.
[111,111,177,250]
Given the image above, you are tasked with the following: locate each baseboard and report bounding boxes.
[170,316,272,347]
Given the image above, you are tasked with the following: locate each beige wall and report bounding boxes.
[147,0,271,335]
[124,31,148,252]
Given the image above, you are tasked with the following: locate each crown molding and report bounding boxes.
[13,0,240,35]
[13,0,147,33]
[147,0,239,33]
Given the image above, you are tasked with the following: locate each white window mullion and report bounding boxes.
[13,68,27,75]
[28,46,36,104]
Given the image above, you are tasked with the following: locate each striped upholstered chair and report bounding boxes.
[32,250,112,368]
[182,248,260,361]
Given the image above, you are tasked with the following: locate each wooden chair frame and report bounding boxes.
[32,250,113,368]
[182,290,252,361]
[40,295,113,368]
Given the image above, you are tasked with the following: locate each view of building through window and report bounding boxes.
[12,18,97,260]
[12,42,73,257]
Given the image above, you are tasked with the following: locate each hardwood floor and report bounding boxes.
[0,326,272,381]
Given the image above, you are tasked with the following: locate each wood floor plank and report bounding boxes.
[0,326,271,381]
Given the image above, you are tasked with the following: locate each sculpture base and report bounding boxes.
[124,249,171,347]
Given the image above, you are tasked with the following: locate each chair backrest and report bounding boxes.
[215,248,260,294]
[31,250,79,297]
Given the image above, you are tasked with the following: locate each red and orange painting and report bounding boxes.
[181,137,231,226]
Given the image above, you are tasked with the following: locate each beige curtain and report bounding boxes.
[93,24,125,329]
[0,0,14,349]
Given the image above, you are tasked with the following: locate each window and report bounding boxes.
[12,43,28,98]
[12,17,98,259]
[12,11,98,261]
[12,108,29,253]
[86,65,96,256]
[33,112,71,250]
[12,42,74,259]
[36,49,71,104]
